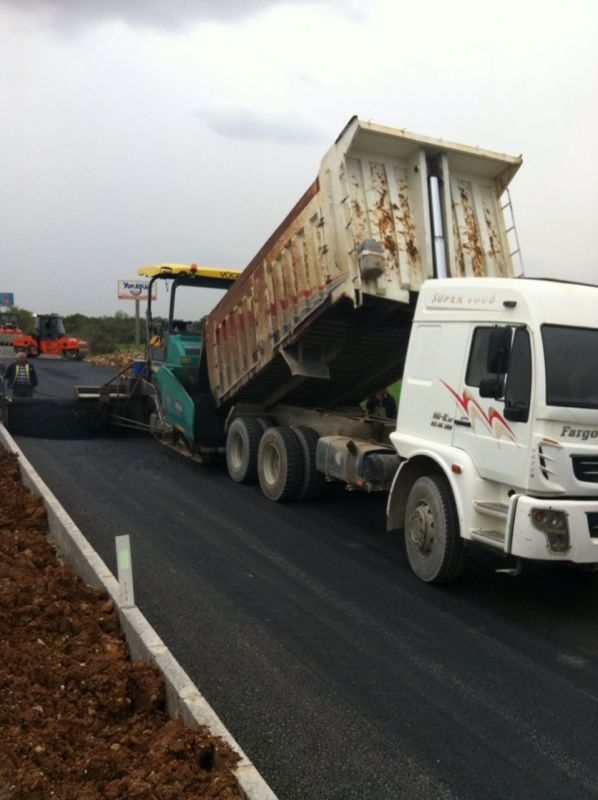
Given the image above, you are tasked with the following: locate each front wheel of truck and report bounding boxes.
[404,475,464,584]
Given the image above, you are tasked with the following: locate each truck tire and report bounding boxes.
[257,426,304,502]
[62,349,79,360]
[226,416,263,484]
[293,426,325,500]
[404,475,464,584]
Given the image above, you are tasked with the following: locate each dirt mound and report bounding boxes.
[88,352,145,370]
[0,444,243,799]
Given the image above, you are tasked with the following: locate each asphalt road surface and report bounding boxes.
[0,348,117,400]
[10,357,598,800]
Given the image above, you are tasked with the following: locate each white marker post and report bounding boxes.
[115,535,135,607]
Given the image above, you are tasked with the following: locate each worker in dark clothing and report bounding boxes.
[366,388,398,419]
[5,352,38,398]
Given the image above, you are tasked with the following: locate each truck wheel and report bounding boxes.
[293,426,325,500]
[404,475,464,584]
[62,349,79,360]
[226,417,263,484]
[257,426,304,502]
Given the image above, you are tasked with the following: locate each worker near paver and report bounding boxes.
[365,388,398,419]
[5,352,38,398]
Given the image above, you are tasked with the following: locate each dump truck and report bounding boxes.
[11,313,88,359]
[116,117,521,487]
[14,115,598,582]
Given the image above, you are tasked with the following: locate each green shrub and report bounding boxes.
[88,331,119,355]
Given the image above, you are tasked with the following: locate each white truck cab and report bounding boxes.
[388,277,598,582]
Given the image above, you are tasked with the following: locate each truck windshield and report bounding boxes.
[542,325,598,408]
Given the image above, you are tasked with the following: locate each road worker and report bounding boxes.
[5,352,38,398]
[365,387,398,419]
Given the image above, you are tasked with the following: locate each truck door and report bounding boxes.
[451,325,533,490]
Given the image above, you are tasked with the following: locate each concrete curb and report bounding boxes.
[0,425,278,800]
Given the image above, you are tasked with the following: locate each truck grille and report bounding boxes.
[587,513,598,540]
[571,456,598,483]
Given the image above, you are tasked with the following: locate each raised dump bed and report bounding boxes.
[204,115,521,411]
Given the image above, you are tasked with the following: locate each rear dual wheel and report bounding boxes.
[226,417,324,503]
[226,416,264,484]
[257,426,304,502]
[292,426,325,500]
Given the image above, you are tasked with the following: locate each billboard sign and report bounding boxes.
[117,279,157,301]
[0,292,15,312]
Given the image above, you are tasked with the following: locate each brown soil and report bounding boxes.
[87,353,145,370]
[0,444,243,799]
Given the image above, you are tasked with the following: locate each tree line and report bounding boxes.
[64,311,143,354]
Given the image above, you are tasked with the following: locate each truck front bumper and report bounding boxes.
[509,495,598,563]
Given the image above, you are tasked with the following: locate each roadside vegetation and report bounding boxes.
[64,311,144,355]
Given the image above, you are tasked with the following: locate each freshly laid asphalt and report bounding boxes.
[11,356,598,800]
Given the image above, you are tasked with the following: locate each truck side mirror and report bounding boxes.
[486,327,511,374]
[479,377,505,399]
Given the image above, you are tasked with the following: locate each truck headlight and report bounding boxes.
[530,508,570,553]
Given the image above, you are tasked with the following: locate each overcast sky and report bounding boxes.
[1,0,597,317]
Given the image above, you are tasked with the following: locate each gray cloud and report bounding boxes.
[196,103,328,144]
[0,0,355,31]
[2,0,595,319]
